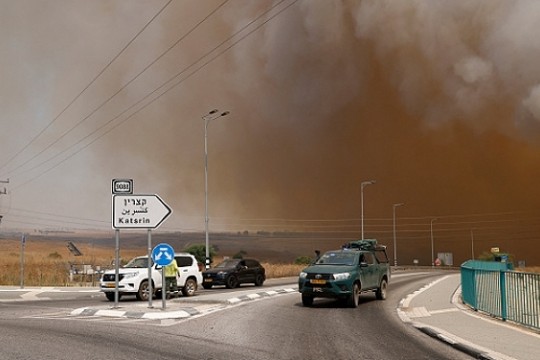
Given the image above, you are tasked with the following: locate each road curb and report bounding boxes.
[397,277,517,360]
[413,323,497,360]
[71,287,297,319]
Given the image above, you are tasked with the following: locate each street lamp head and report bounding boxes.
[208,109,219,115]
[393,203,404,208]
[220,111,230,117]
[361,180,376,187]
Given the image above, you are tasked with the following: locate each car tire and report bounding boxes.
[254,274,265,286]
[182,278,197,297]
[105,292,118,302]
[376,278,388,300]
[347,283,360,308]
[136,280,151,301]
[302,294,314,307]
[226,275,239,289]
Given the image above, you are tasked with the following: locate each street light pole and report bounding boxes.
[203,109,230,270]
[470,229,475,260]
[430,218,438,267]
[392,203,404,267]
[360,180,376,240]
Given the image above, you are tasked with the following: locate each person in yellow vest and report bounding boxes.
[164,259,179,299]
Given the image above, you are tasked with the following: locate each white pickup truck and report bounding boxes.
[99,253,203,301]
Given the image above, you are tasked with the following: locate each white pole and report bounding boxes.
[147,229,153,308]
[392,203,404,267]
[20,234,26,288]
[430,218,437,267]
[203,109,229,269]
[470,229,475,260]
[360,180,376,240]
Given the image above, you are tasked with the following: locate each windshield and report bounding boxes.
[215,259,241,268]
[124,257,151,268]
[316,251,357,266]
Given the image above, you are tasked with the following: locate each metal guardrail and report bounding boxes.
[461,260,540,331]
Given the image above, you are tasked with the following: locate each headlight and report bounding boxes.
[299,272,307,279]
[122,272,139,279]
[333,272,350,281]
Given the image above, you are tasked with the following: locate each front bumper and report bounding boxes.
[298,279,353,298]
[99,282,138,293]
[202,275,227,286]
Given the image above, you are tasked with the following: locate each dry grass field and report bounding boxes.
[1,231,538,286]
[0,233,310,286]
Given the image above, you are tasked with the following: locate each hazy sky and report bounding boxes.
[1,0,539,262]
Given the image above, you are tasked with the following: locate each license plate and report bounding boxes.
[310,279,326,285]
[104,283,116,288]
[204,278,213,283]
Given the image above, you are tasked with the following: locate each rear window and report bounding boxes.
[374,250,389,264]
[175,256,193,267]
[245,259,260,268]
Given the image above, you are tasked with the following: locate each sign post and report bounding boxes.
[152,243,175,309]
[20,234,26,289]
[111,184,173,309]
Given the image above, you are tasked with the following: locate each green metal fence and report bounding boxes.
[461,260,540,331]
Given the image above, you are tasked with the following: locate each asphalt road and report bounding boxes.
[0,271,472,360]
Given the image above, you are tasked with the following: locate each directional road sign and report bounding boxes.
[151,243,175,266]
[112,194,172,229]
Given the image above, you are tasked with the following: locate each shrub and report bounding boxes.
[233,250,247,259]
[184,244,217,264]
[48,252,62,259]
[294,256,313,265]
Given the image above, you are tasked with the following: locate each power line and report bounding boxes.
[2,0,228,179]
[0,0,174,174]
[10,0,296,191]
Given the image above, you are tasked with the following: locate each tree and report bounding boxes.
[184,244,217,264]
[233,250,247,259]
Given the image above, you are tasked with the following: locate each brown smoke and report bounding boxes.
[3,1,539,265]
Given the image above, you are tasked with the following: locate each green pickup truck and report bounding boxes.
[298,239,390,307]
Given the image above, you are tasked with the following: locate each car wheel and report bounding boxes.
[105,292,118,302]
[302,294,314,307]
[254,274,265,286]
[202,283,213,289]
[136,280,151,301]
[226,275,239,289]
[182,278,197,297]
[376,278,388,300]
[347,283,360,308]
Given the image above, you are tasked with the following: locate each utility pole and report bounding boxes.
[0,178,8,195]
[0,179,8,226]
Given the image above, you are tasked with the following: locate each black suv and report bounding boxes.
[202,258,266,289]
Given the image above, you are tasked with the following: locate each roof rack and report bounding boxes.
[344,239,386,251]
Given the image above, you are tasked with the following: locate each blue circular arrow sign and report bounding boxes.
[151,243,175,266]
